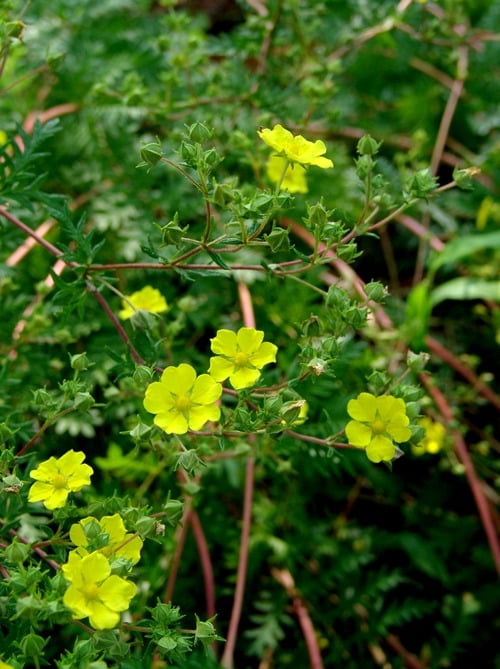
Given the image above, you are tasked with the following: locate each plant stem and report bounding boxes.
[221,282,257,669]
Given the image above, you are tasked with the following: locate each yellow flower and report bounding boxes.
[345,392,411,463]
[0,131,8,146]
[28,450,93,510]
[412,417,445,456]
[0,660,14,669]
[258,124,333,168]
[144,363,222,434]
[119,285,168,320]
[69,514,143,564]
[266,155,308,193]
[208,327,277,390]
[62,551,137,630]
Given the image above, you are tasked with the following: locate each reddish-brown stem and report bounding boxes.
[0,207,65,259]
[86,281,146,367]
[163,502,191,603]
[419,374,500,574]
[272,568,324,669]
[385,634,426,669]
[221,282,257,669]
[188,510,216,619]
[425,336,500,411]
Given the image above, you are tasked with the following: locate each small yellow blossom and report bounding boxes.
[62,551,137,630]
[266,155,308,193]
[0,660,14,669]
[28,450,93,510]
[69,514,143,564]
[144,363,222,434]
[345,392,411,463]
[0,131,8,146]
[412,417,445,456]
[119,286,168,320]
[208,327,278,390]
[258,124,333,169]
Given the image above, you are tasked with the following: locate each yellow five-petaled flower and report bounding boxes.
[208,327,278,390]
[119,285,168,320]
[144,363,222,434]
[28,450,93,510]
[345,392,411,463]
[258,124,333,169]
[62,551,137,630]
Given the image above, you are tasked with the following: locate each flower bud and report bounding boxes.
[185,121,212,143]
[407,168,438,198]
[265,226,291,252]
[139,141,163,167]
[18,630,47,658]
[4,538,30,564]
[453,165,481,190]
[70,352,90,371]
[364,281,387,302]
[357,134,381,156]
[6,20,25,39]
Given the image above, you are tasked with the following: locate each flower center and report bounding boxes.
[234,352,250,368]
[83,582,100,601]
[371,419,386,435]
[51,474,68,489]
[175,395,191,412]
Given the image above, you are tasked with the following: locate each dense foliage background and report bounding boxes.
[1,1,499,667]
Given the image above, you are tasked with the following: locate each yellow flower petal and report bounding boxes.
[345,420,372,447]
[210,329,238,356]
[154,411,189,435]
[230,367,261,390]
[191,374,223,404]
[236,327,264,353]
[347,393,377,422]
[366,436,395,463]
[208,356,235,381]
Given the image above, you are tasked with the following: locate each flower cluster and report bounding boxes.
[412,417,445,456]
[258,124,333,169]
[61,513,141,629]
[143,327,278,435]
[119,285,168,320]
[28,450,93,510]
[345,392,411,463]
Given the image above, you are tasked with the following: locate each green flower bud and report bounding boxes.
[307,201,330,228]
[265,226,291,252]
[139,141,163,167]
[302,315,322,337]
[308,357,327,376]
[134,516,157,538]
[364,281,387,302]
[163,497,184,525]
[18,629,47,657]
[161,217,188,246]
[203,147,221,167]
[6,20,25,39]
[73,392,95,410]
[179,140,197,163]
[453,165,481,190]
[2,474,23,495]
[70,352,90,371]
[4,538,30,564]
[407,168,438,198]
[185,121,212,143]
[132,365,153,386]
[357,134,381,156]
[407,350,430,373]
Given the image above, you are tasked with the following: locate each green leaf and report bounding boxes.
[429,230,500,273]
[430,278,500,306]
[403,279,432,350]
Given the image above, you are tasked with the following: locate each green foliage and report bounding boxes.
[0,0,499,668]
